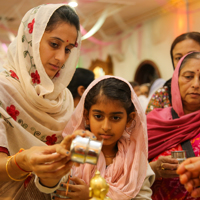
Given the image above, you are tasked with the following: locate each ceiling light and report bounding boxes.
[68,1,78,8]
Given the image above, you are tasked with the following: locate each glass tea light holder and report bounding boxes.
[70,135,103,165]
[171,150,186,164]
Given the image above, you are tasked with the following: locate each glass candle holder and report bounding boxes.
[70,135,102,165]
[171,150,186,164]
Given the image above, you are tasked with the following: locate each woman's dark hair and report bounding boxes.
[84,78,135,115]
[45,6,80,32]
[180,52,200,71]
[170,32,200,69]
[67,68,95,98]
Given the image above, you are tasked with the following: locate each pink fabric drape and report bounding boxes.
[62,75,148,200]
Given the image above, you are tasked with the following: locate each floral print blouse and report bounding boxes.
[146,86,171,115]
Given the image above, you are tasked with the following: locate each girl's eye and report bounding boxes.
[94,115,102,120]
[112,116,121,121]
[65,48,71,54]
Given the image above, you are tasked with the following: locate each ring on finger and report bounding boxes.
[161,163,165,170]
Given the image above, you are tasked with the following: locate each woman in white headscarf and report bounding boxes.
[0,4,82,199]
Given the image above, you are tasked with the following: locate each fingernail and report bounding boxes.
[92,135,96,139]
[70,175,72,177]
[60,184,63,187]
[185,164,194,170]
[82,130,85,133]
[53,190,56,193]
[52,197,55,199]
[66,151,70,155]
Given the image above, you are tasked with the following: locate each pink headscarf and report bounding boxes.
[62,75,148,199]
[148,53,200,160]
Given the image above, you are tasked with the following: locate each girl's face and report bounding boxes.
[39,22,77,78]
[178,58,200,113]
[172,39,200,68]
[85,97,135,148]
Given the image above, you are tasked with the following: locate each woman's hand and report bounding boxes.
[17,145,73,187]
[150,156,179,179]
[177,157,200,198]
[54,177,90,200]
[16,130,96,187]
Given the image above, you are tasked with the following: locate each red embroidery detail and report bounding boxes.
[6,105,20,121]
[10,70,19,80]
[0,147,9,155]
[31,70,40,84]
[24,174,33,189]
[75,42,78,48]
[46,134,57,145]
[28,19,35,34]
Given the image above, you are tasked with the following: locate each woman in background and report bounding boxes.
[146,32,200,114]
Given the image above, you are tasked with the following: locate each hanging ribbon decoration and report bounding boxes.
[81,7,109,40]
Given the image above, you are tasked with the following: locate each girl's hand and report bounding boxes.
[54,177,90,200]
[150,156,179,179]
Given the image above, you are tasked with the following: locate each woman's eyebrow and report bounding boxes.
[50,37,75,47]
[182,71,195,74]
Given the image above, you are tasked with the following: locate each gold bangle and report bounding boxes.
[6,156,31,182]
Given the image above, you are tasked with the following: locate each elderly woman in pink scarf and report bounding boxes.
[55,76,155,200]
[147,52,200,200]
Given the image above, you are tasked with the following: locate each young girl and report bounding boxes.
[56,76,155,200]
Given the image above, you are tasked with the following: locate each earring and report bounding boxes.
[84,120,90,130]
[125,119,136,135]
[86,119,90,125]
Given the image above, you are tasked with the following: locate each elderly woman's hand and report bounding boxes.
[150,156,179,179]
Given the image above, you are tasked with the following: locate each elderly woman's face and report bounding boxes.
[178,58,200,112]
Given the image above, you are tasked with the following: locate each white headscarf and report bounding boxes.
[0,4,81,155]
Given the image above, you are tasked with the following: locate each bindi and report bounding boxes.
[67,40,68,42]
[197,69,199,71]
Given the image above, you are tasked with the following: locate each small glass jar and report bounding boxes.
[171,150,186,164]
[70,135,102,165]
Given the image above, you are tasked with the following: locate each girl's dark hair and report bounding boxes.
[84,78,135,115]
[67,68,95,98]
[170,32,200,69]
[180,52,200,71]
[45,6,80,32]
